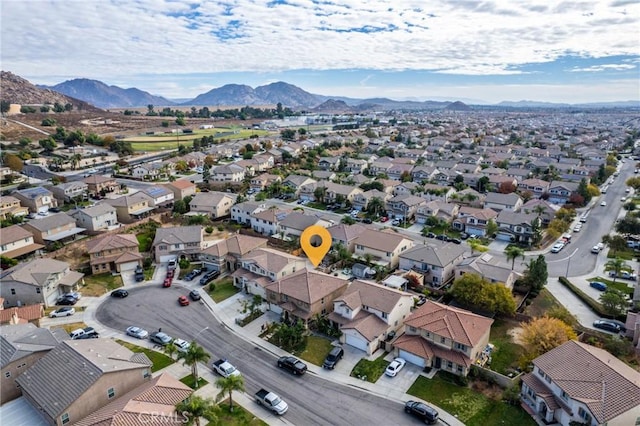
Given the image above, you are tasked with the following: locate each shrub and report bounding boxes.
[557,277,622,319]
[143,257,153,268]
[178,258,190,269]
[205,226,214,234]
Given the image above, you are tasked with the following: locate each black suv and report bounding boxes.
[322,346,344,370]
[200,270,220,285]
[277,356,307,375]
[405,400,439,424]
[134,265,144,282]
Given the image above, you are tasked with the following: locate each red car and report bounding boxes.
[178,295,190,306]
[380,217,389,222]
[163,278,172,287]
[166,270,175,279]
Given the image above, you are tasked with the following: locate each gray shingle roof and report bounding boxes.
[399,243,466,267]
[0,323,66,368]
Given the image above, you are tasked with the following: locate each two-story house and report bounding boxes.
[452,206,498,236]
[13,187,57,214]
[209,163,246,183]
[0,195,29,220]
[521,199,557,226]
[518,178,551,199]
[398,242,467,288]
[164,179,196,201]
[456,256,520,289]
[386,194,426,221]
[0,225,42,259]
[353,229,414,268]
[547,181,579,205]
[83,175,120,198]
[322,182,363,205]
[279,212,325,239]
[415,201,460,225]
[249,173,281,191]
[189,192,237,218]
[231,201,266,226]
[265,269,349,325]
[484,192,523,212]
[392,300,494,376]
[140,186,174,208]
[0,258,84,308]
[70,203,119,233]
[233,248,307,299]
[282,175,316,196]
[105,193,155,223]
[17,339,153,426]
[250,208,290,236]
[521,340,640,426]
[152,225,204,262]
[346,158,368,174]
[327,223,367,253]
[351,190,391,212]
[0,323,68,404]
[200,234,268,273]
[328,280,414,355]
[86,234,143,274]
[495,210,541,244]
[48,181,88,203]
[318,156,341,171]
[22,213,86,246]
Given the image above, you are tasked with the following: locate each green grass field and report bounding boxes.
[125,128,269,151]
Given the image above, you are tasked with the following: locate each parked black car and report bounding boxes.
[404,400,439,424]
[362,218,373,224]
[134,265,144,282]
[185,268,203,281]
[56,296,77,306]
[277,356,307,375]
[450,238,462,244]
[593,319,622,333]
[322,346,344,370]
[111,289,129,298]
[200,270,220,285]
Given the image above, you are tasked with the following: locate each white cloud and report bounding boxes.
[570,63,637,72]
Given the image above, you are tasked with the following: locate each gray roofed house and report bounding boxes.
[70,202,119,233]
[484,192,523,212]
[0,258,84,308]
[231,201,266,226]
[399,242,466,288]
[12,187,58,213]
[200,234,268,273]
[188,191,236,218]
[456,253,521,289]
[48,181,88,203]
[279,212,322,238]
[234,248,307,299]
[0,225,43,259]
[152,225,204,262]
[353,229,414,268]
[282,175,316,195]
[16,339,152,426]
[495,210,541,245]
[327,223,367,252]
[1,323,68,404]
[104,192,155,223]
[21,213,86,246]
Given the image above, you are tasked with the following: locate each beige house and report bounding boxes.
[234,248,307,299]
[16,339,152,426]
[0,323,67,404]
[105,193,155,223]
[398,243,466,288]
[86,234,143,274]
[152,225,204,262]
[327,223,367,252]
[22,213,85,246]
[265,269,349,324]
[353,229,414,268]
[189,192,236,218]
[12,187,57,214]
[164,179,197,201]
[0,258,84,308]
[0,195,29,220]
[328,280,414,355]
[83,175,119,197]
[200,234,268,272]
[0,225,43,259]
[456,256,521,289]
[210,163,246,182]
[392,301,494,376]
[249,173,281,191]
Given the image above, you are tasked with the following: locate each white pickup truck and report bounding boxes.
[255,388,288,415]
[211,359,240,378]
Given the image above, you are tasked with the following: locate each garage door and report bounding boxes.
[119,261,139,272]
[495,232,514,242]
[345,333,369,352]
[399,349,426,368]
[159,255,175,263]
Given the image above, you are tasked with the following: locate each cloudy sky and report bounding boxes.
[2,0,639,103]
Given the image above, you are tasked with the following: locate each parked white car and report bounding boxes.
[173,338,191,353]
[385,357,406,377]
[550,242,565,253]
[49,307,75,318]
[126,326,149,339]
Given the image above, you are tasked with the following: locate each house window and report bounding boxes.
[382,312,388,319]
[10,289,15,295]
[578,407,592,422]
[409,326,416,332]
[455,343,466,351]
[447,361,453,369]
[36,288,41,294]
[4,372,10,378]
[561,390,568,401]
[61,413,70,425]
[143,369,150,378]
[108,387,115,398]
[440,337,446,343]
[457,365,463,373]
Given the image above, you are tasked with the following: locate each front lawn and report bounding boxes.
[209,277,240,303]
[408,374,537,426]
[81,273,123,296]
[179,374,208,389]
[179,263,201,279]
[297,335,333,366]
[350,352,389,383]
[115,339,175,372]
[209,401,267,426]
[488,319,525,375]
[590,276,634,296]
[136,232,154,252]
[51,322,86,334]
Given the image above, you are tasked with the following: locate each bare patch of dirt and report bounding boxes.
[507,327,525,346]
[470,379,504,400]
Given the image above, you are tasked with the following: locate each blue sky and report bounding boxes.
[2,0,639,103]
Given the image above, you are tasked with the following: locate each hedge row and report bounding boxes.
[557,277,625,321]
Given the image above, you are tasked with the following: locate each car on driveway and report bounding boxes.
[589,281,607,291]
[189,289,201,301]
[385,357,406,377]
[49,307,75,318]
[173,338,190,353]
[322,346,344,370]
[150,331,173,346]
[56,296,77,306]
[404,400,439,425]
[593,319,622,333]
[391,219,400,226]
[178,295,190,306]
[126,326,149,339]
[111,289,129,298]
[200,270,220,285]
[550,242,565,253]
[184,269,202,281]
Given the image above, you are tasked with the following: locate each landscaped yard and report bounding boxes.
[179,374,208,389]
[136,232,154,252]
[81,273,123,296]
[297,335,333,366]
[115,339,175,372]
[208,401,267,426]
[590,276,634,296]
[407,374,537,426]
[51,321,86,334]
[209,277,240,303]
[179,262,201,279]
[350,352,389,383]
[488,319,525,375]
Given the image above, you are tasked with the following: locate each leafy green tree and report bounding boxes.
[3,153,23,172]
[175,395,219,426]
[450,273,516,316]
[467,239,489,254]
[604,257,631,283]
[176,116,186,126]
[521,255,548,294]
[1,256,18,269]
[504,246,525,270]
[163,342,178,360]
[599,289,628,317]
[215,374,245,412]
[176,341,210,389]
[341,215,355,225]
[486,219,498,237]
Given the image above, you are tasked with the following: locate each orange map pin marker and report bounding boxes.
[300,225,332,267]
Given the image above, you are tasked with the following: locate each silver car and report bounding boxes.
[126,326,149,339]
[150,331,172,346]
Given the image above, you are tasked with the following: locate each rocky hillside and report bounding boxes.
[311,99,354,113]
[0,71,99,111]
[185,82,323,108]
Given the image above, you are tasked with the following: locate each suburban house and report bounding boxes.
[250,208,290,236]
[0,302,45,325]
[521,340,640,426]
[0,225,43,259]
[188,192,236,218]
[233,248,307,299]
[140,186,174,208]
[231,201,266,226]
[0,195,29,220]
[0,258,84,308]
[164,179,197,201]
[456,254,521,289]
[318,156,341,170]
[16,339,152,426]
[392,300,494,377]
[152,225,204,262]
[484,192,523,212]
[312,170,338,182]
[22,213,86,246]
[48,181,88,203]
[265,269,349,324]
[282,175,316,196]
[521,199,557,226]
[83,175,119,198]
[86,234,143,274]
[105,192,155,223]
[321,182,363,205]
[495,210,541,244]
[351,190,390,212]
[249,173,281,191]
[398,242,467,288]
[386,194,426,220]
[200,234,268,273]
[279,212,326,239]
[353,229,414,268]
[415,201,459,224]
[12,187,57,214]
[518,178,551,199]
[209,163,246,182]
[452,206,498,236]
[346,158,368,174]
[0,323,68,404]
[547,181,579,204]
[327,223,367,252]
[74,373,193,426]
[328,280,414,355]
[132,162,172,180]
[70,203,119,233]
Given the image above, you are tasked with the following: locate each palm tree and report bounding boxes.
[177,341,210,389]
[215,374,245,412]
[367,197,385,218]
[176,395,219,426]
[363,253,374,267]
[163,342,178,360]
[604,257,630,283]
[504,246,525,270]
